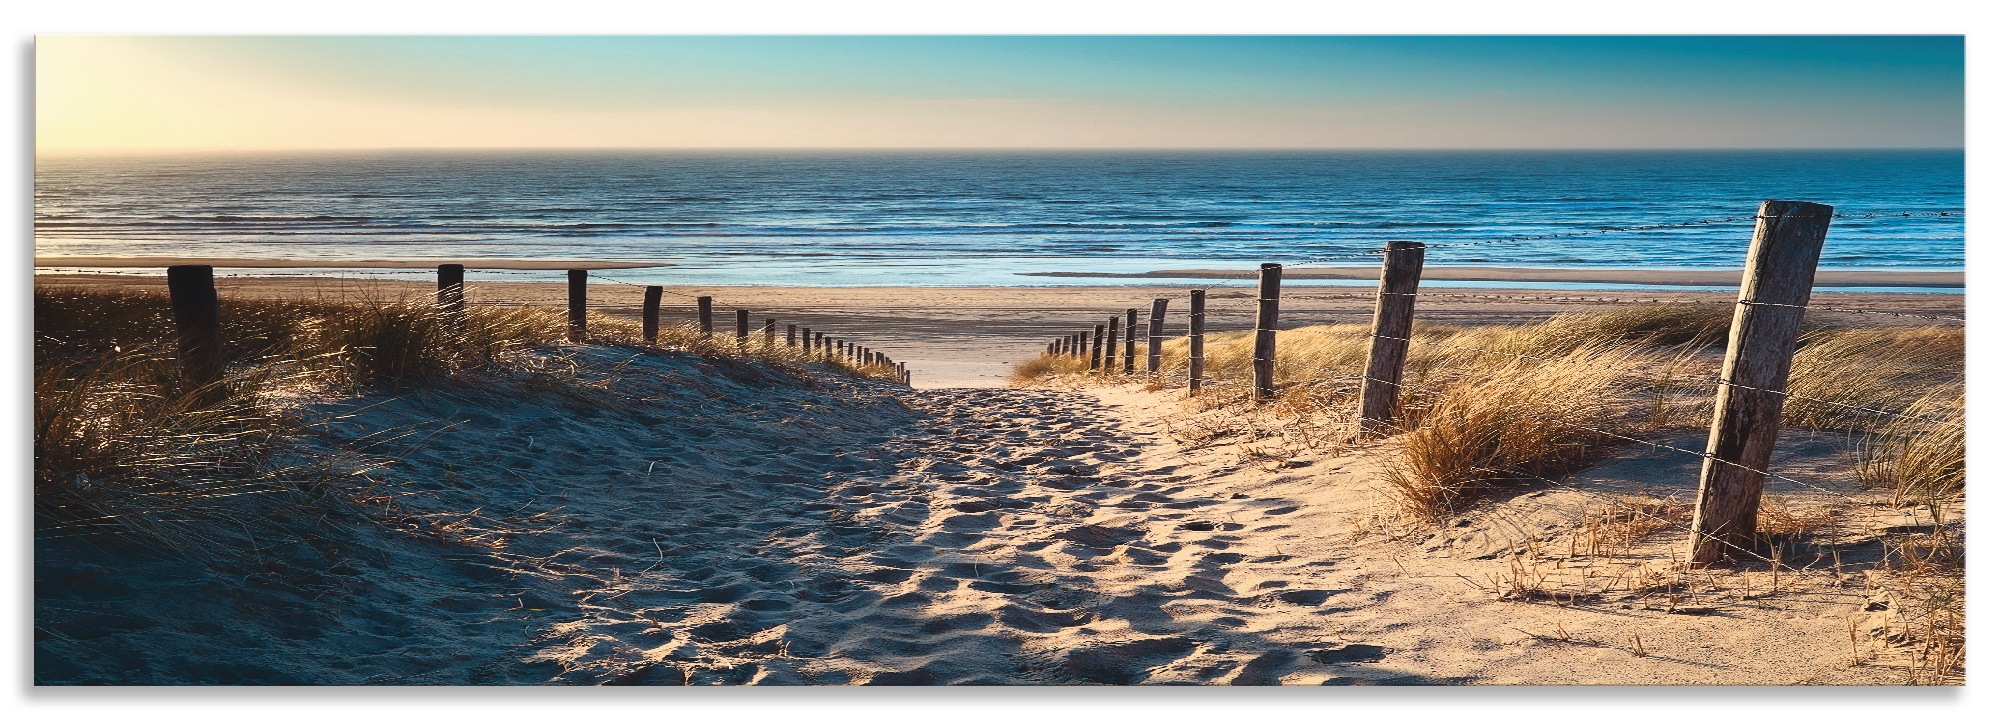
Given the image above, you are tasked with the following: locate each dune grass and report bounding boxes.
[34,286,898,550]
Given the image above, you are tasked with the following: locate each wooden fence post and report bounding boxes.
[642,285,663,343]
[166,264,225,405]
[436,263,465,326]
[763,319,776,348]
[1146,298,1167,373]
[735,308,749,347]
[1124,308,1138,374]
[1252,263,1282,401]
[567,269,587,342]
[1358,241,1427,429]
[697,296,714,336]
[1090,324,1106,370]
[1106,315,1120,373]
[1188,289,1206,394]
[1687,200,1835,566]
[787,324,798,348]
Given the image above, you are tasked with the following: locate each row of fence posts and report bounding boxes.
[1041,200,1837,567]
[164,264,913,395]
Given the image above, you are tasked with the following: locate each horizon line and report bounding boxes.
[36,145,1969,154]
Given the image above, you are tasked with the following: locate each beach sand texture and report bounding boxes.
[37,334,1938,685]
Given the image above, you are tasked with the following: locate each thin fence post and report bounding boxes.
[1090,324,1106,371]
[735,308,749,347]
[567,269,587,342]
[1146,298,1167,374]
[1077,332,1088,357]
[836,339,845,362]
[1359,241,1427,429]
[762,319,776,348]
[436,263,465,326]
[1252,263,1282,401]
[642,285,663,344]
[1124,308,1138,374]
[1687,200,1834,566]
[1188,289,1206,395]
[166,264,225,405]
[697,296,714,336]
[1106,314,1120,374]
[787,323,798,348]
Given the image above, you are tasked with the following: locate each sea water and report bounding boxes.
[34,150,1964,289]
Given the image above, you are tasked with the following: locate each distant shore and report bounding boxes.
[1023,267,1965,288]
[33,256,667,270]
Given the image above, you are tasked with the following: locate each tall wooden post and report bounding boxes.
[787,324,798,348]
[1124,308,1138,374]
[1188,290,1206,394]
[735,308,749,347]
[697,296,714,336]
[567,269,587,342]
[167,265,225,405]
[1106,315,1120,374]
[1090,324,1106,370]
[762,319,777,348]
[1077,332,1088,357]
[1359,241,1427,429]
[1252,263,1282,401]
[1146,298,1168,373]
[1687,201,1834,566]
[642,285,663,344]
[815,332,826,359]
[436,263,466,326]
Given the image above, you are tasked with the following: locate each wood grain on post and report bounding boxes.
[1687,200,1835,566]
[1124,308,1138,374]
[567,269,587,342]
[642,285,664,344]
[1090,324,1106,370]
[697,296,714,336]
[1358,241,1427,429]
[1188,289,1206,394]
[436,263,466,326]
[735,308,750,347]
[166,265,225,405]
[1106,315,1120,374]
[1252,263,1283,401]
[1146,298,1168,373]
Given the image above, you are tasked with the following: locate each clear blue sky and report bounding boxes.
[38,35,1965,150]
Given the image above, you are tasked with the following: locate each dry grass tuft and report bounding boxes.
[1784,327,1963,430]
[1854,388,1965,514]
[1010,352,1091,385]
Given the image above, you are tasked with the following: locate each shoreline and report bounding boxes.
[33,256,667,270]
[36,274,1964,389]
[1022,267,1965,288]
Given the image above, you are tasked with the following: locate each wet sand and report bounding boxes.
[35,274,1965,389]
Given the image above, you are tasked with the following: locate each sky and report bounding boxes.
[35,35,1965,151]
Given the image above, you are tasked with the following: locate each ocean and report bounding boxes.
[33,150,1964,289]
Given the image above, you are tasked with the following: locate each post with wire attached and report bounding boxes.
[1188,289,1206,394]
[1687,200,1834,566]
[1090,324,1106,371]
[735,309,749,347]
[167,264,226,406]
[567,269,588,342]
[787,324,798,349]
[642,285,663,344]
[1358,241,1426,430]
[1146,298,1168,373]
[697,296,714,336]
[436,263,466,328]
[1106,315,1120,374]
[1124,308,1138,374]
[1252,264,1283,401]
[762,319,776,348]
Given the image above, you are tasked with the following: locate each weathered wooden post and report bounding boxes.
[642,285,663,344]
[1687,200,1834,566]
[762,319,777,348]
[436,263,466,326]
[167,265,226,405]
[836,339,846,362]
[1146,298,1168,373]
[1252,263,1282,402]
[787,323,798,348]
[1090,324,1106,370]
[697,296,714,336]
[1106,315,1120,374]
[815,332,826,359]
[1124,308,1138,374]
[1358,241,1427,429]
[567,269,587,342]
[734,308,750,347]
[1076,332,1088,357]
[1188,289,1206,394]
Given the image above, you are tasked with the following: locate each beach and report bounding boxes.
[33,272,1966,388]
